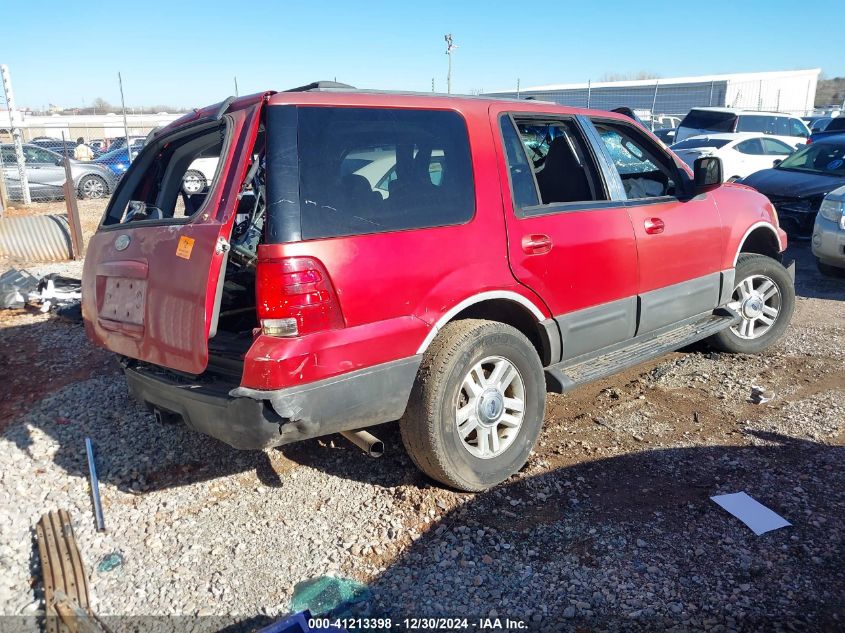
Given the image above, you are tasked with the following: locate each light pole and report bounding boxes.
[444,34,457,94]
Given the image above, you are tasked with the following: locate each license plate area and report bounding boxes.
[100,276,147,325]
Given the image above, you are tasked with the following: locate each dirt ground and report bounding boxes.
[0,198,843,630]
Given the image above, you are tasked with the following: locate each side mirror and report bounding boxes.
[773,159,783,167]
[693,156,722,189]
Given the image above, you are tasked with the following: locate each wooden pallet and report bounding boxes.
[35,510,109,633]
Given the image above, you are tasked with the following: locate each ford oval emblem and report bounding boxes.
[114,234,130,251]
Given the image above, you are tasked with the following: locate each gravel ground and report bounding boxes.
[0,203,842,632]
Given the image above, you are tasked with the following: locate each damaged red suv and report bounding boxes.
[82,83,795,491]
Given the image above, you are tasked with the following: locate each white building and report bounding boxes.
[483,69,821,119]
[1,111,183,143]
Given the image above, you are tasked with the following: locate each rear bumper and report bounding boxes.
[124,355,421,450]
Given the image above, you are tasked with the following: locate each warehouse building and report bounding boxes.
[483,69,821,121]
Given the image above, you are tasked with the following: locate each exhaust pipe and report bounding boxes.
[340,430,384,458]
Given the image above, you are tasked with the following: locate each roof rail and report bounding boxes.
[214,96,237,120]
[285,81,356,92]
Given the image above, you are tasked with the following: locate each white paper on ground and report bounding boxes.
[711,492,791,535]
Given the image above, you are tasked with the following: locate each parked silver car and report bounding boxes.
[0,143,117,200]
[812,185,845,277]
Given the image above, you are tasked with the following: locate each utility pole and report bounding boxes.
[444,34,457,94]
[118,72,132,164]
[1,64,31,205]
[234,76,239,97]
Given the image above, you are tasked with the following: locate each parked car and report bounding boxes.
[653,128,677,144]
[106,136,147,153]
[31,138,102,159]
[802,116,833,133]
[808,116,845,143]
[0,143,117,200]
[92,147,139,177]
[675,108,810,147]
[81,87,794,491]
[811,184,845,277]
[738,135,845,237]
[670,133,794,181]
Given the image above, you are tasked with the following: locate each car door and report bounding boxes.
[493,107,640,362]
[733,138,772,178]
[587,116,724,335]
[22,145,66,197]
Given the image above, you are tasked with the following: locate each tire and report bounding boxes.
[182,170,207,195]
[77,174,107,199]
[817,258,845,278]
[400,319,546,491]
[708,253,795,354]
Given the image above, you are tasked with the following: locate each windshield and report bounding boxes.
[777,142,845,176]
[671,138,730,150]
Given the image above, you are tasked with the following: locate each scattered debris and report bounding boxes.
[749,385,775,404]
[37,274,82,313]
[0,268,39,309]
[85,438,105,532]
[289,576,372,618]
[96,552,124,574]
[36,509,111,633]
[711,492,792,535]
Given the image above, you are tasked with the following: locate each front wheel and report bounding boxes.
[708,253,795,354]
[400,319,546,491]
[77,174,107,199]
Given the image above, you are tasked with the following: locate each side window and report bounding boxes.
[510,117,605,205]
[761,138,793,155]
[0,147,16,164]
[499,115,539,208]
[297,107,474,240]
[593,121,678,199]
[737,116,776,134]
[24,146,55,163]
[790,118,808,138]
[774,117,790,136]
[735,139,764,155]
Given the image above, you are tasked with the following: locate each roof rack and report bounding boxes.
[285,81,356,92]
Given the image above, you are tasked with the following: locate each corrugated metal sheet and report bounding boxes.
[0,214,72,262]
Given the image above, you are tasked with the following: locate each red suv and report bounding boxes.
[82,84,795,491]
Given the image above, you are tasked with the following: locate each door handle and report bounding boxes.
[521,234,552,255]
[644,217,665,235]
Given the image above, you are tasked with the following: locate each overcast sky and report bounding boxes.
[4,0,843,110]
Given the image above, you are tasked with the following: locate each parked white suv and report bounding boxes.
[675,108,810,148]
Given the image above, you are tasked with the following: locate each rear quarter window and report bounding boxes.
[295,107,475,240]
[679,110,737,132]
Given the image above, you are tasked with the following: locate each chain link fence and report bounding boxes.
[0,116,169,208]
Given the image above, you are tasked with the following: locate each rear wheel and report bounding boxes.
[77,174,107,199]
[400,319,546,491]
[708,253,795,354]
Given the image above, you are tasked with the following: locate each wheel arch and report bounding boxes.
[734,222,783,265]
[416,292,558,366]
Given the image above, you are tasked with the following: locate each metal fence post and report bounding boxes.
[586,80,591,108]
[650,80,659,130]
[1,64,31,205]
[60,132,84,259]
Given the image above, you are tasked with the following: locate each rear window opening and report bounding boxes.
[102,122,227,226]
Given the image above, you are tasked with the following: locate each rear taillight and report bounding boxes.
[256,256,344,337]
